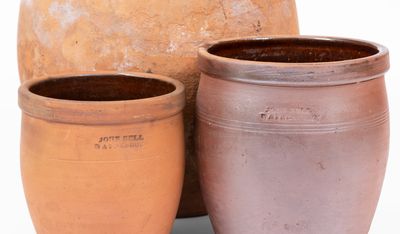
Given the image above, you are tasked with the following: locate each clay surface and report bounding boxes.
[196,37,390,233]
[19,73,185,234]
[18,0,299,216]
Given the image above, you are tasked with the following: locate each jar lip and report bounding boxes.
[19,72,185,125]
[198,36,390,86]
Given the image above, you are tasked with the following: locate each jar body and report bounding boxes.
[196,74,389,233]
[21,110,184,233]
[17,0,299,216]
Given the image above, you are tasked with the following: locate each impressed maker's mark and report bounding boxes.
[259,107,321,123]
[94,135,144,150]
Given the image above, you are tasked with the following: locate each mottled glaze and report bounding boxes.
[196,36,390,234]
[18,0,299,217]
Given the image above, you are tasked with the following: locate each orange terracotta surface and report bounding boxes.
[19,73,185,233]
[18,0,299,216]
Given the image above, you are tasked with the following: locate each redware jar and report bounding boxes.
[19,73,185,233]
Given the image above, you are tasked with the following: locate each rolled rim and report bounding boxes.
[198,36,390,86]
[19,72,185,125]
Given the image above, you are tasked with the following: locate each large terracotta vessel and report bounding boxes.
[196,36,390,233]
[19,73,185,233]
[17,0,299,217]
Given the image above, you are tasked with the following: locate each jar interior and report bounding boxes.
[29,75,176,101]
[208,38,379,63]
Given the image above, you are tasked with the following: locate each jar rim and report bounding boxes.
[198,36,390,86]
[19,72,185,125]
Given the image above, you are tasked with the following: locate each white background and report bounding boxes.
[0,1,399,233]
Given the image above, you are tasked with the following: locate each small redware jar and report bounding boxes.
[19,72,185,234]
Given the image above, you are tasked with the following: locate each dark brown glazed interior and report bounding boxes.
[29,75,176,101]
[208,38,380,63]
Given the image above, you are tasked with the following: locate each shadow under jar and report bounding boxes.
[19,73,185,234]
[196,36,390,234]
